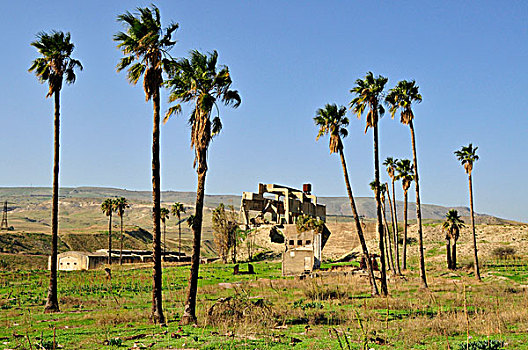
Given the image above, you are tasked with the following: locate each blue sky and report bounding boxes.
[1,1,527,222]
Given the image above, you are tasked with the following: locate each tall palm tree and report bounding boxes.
[29,30,82,313]
[114,197,130,265]
[442,209,465,270]
[171,202,186,259]
[386,80,427,287]
[101,199,115,265]
[383,157,401,274]
[314,104,379,296]
[350,72,388,296]
[160,207,170,255]
[114,5,178,324]
[165,50,241,324]
[395,159,414,270]
[455,143,481,280]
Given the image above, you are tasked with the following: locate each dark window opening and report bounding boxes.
[289,240,294,245]
[306,240,311,245]
[297,240,302,245]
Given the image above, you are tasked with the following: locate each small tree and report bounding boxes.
[101,198,116,265]
[114,197,130,265]
[212,204,238,263]
[171,202,186,258]
[442,209,465,269]
[160,208,170,254]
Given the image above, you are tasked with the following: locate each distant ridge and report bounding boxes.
[0,186,510,222]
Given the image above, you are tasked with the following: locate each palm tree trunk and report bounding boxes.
[452,239,457,269]
[182,151,207,324]
[178,214,181,260]
[409,121,428,287]
[151,90,165,324]
[403,191,408,270]
[382,201,395,272]
[390,180,402,275]
[468,173,481,280]
[108,213,112,265]
[339,149,379,296]
[45,91,60,313]
[120,215,123,265]
[373,126,388,296]
[446,238,452,269]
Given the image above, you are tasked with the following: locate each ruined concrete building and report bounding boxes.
[240,183,326,227]
[240,183,330,276]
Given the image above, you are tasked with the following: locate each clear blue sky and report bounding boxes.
[1,1,527,222]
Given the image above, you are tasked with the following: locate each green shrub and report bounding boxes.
[456,339,504,350]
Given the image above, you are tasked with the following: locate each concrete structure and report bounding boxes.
[50,250,188,271]
[240,183,326,227]
[281,224,331,276]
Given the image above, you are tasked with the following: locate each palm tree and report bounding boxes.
[165,50,241,324]
[350,72,388,296]
[383,157,401,274]
[455,143,481,280]
[114,5,178,324]
[29,30,82,313]
[379,183,395,272]
[101,199,115,265]
[442,209,465,269]
[314,104,379,296]
[386,80,427,287]
[160,208,170,255]
[395,159,414,270]
[114,197,130,265]
[171,202,186,259]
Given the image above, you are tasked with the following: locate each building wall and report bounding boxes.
[282,248,314,276]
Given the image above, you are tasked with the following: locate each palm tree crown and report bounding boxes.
[171,202,186,219]
[442,209,465,241]
[101,198,115,217]
[349,72,388,133]
[29,31,83,97]
[314,104,349,154]
[114,5,178,99]
[160,208,170,222]
[385,80,422,125]
[395,159,414,193]
[383,157,398,180]
[455,143,479,175]
[164,50,241,167]
[114,197,129,218]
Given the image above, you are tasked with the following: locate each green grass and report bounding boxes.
[1,259,528,349]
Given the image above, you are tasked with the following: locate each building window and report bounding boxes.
[297,240,302,245]
[289,240,294,245]
[306,240,311,245]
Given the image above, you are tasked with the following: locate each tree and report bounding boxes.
[383,157,401,275]
[160,208,170,254]
[114,5,178,324]
[114,197,130,265]
[386,80,427,288]
[350,72,389,296]
[29,30,82,313]
[395,159,414,270]
[165,50,241,324]
[101,199,116,265]
[455,143,481,280]
[211,203,238,263]
[442,209,465,269]
[314,103,379,296]
[371,182,395,273]
[170,202,186,259]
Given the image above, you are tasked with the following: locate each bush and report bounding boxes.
[456,339,504,350]
[492,246,516,259]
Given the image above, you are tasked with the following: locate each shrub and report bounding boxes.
[456,339,504,350]
[492,246,516,259]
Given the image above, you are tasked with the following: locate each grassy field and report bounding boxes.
[1,258,527,350]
